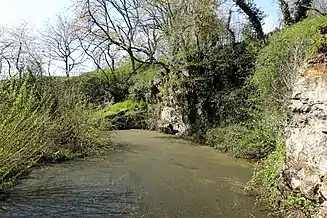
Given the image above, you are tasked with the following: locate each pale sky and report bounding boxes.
[0,0,280,32]
[0,0,73,29]
[256,0,281,32]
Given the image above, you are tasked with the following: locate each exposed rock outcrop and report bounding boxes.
[280,58,327,216]
[149,74,192,135]
[158,106,190,135]
[149,72,208,136]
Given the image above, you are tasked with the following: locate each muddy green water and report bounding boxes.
[0,130,267,217]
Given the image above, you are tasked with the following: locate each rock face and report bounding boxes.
[149,74,193,135]
[149,73,206,136]
[158,106,190,135]
[281,63,327,216]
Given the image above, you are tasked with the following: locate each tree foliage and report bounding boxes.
[277,0,327,26]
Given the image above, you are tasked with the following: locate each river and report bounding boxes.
[0,130,267,217]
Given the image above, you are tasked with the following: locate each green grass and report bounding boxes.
[95,100,145,117]
[92,99,147,130]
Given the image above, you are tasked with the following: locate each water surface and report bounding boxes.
[0,130,266,217]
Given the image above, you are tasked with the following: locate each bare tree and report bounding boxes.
[42,14,85,77]
[310,0,327,15]
[0,27,13,78]
[75,0,167,73]
[0,25,45,78]
[78,26,131,102]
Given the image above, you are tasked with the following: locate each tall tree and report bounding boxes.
[42,14,85,77]
[293,0,314,22]
[278,0,294,25]
[145,0,229,66]
[77,0,160,72]
[232,0,266,43]
[0,25,44,78]
[277,0,326,26]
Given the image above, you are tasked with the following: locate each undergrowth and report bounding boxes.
[95,99,147,130]
[0,74,112,190]
[246,16,327,215]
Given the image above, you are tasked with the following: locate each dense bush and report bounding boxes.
[251,16,327,104]
[202,18,327,213]
[184,42,258,127]
[95,99,147,130]
[206,17,327,159]
[247,143,285,203]
[77,61,140,104]
[128,67,162,103]
[206,124,278,158]
[0,75,111,189]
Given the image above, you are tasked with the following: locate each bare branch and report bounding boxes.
[42,14,85,77]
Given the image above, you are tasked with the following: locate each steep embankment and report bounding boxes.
[246,16,327,216]
[280,56,327,217]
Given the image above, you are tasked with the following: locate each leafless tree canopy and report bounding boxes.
[42,14,86,77]
[0,25,44,79]
[76,0,162,73]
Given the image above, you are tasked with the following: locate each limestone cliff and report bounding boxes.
[280,55,327,217]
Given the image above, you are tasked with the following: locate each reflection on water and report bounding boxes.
[0,130,267,217]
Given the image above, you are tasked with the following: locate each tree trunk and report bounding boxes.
[65,56,69,77]
[278,0,294,25]
[293,0,313,23]
[233,0,266,44]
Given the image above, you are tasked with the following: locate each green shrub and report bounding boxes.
[206,124,278,158]
[243,18,327,154]
[129,67,161,102]
[245,17,327,213]
[248,143,285,201]
[96,99,145,115]
[0,76,111,190]
[95,100,147,130]
[77,61,137,103]
[248,143,315,216]
[280,194,315,216]
[73,73,112,104]
[251,16,327,103]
